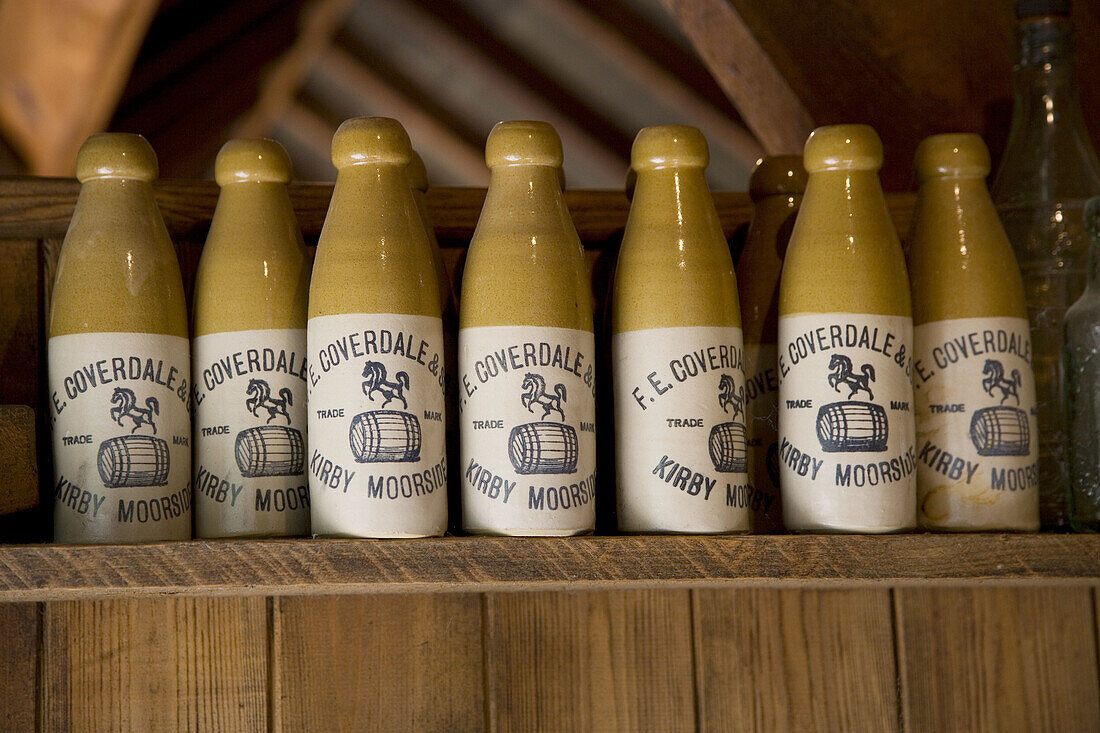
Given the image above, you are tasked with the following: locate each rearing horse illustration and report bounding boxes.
[520,373,567,421]
[361,361,410,409]
[245,378,293,424]
[827,354,876,400]
[981,359,1021,405]
[717,374,744,420]
[109,387,159,434]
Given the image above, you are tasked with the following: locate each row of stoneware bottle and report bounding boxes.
[46,117,1038,543]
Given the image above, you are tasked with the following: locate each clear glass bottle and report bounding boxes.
[1065,196,1100,531]
[991,0,1100,527]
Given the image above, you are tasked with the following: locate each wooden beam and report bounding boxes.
[661,0,815,155]
[0,0,160,175]
[0,535,1095,601]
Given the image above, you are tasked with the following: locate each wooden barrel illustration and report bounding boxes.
[708,422,748,473]
[349,410,421,463]
[509,422,578,475]
[97,435,170,488]
[969,406,1029,457]
[235,425,304,477]
[816,401,888,452]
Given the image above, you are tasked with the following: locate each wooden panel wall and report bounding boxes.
[2,586,1097,731]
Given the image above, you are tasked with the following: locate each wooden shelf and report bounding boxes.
[0,534,1094,601]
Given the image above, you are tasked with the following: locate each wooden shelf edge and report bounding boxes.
[0,534,1095,600]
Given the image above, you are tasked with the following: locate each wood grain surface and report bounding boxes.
[0,603,39,732]
[40,597,268,731]
[274,594,484,730]
[895,587,1100,732]
[0,178,918,243]
[0,405,37,515]
[0,240,39,407]
[693,588,898,731]
[0,535,1095,600]
[485,590,695,731]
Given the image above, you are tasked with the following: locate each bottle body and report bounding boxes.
[778,126,916,533]
[613,127,749,534]
[49,136,192,543]
[460,122,596,536]
[1065,197,1100,531]
[992,12,1100,527]
[193,141,312,538]
[307,118,447,538]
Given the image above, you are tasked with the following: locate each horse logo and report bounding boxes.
[520,373,566,421]
[362,361,410,409]
[245,378,293,425]
[827,354,875,400]
[981,359,1021,405]
[109,387,159,434]
[717,374,744,420]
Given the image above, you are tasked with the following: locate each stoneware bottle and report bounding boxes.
[307,117,447,538]
[739,154,806,532]
[909,133,1038,531]
[612,125,750,533]
[192,138,311,538]
[49,133,192,543]
[459,120,596,535]
[778,124,916,533]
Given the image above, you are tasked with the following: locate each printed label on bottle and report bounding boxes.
[778,313,916,531]
[744,341,782,532]
[913,316,1039,529]
[48,332,192,543]
[307,313,447,537]
[459,325,596,535]
[193,328,310,538]
[613,326,750,533]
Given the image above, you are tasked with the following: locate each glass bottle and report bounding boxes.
[459,121,596,536]
[778,124,916,533]
[1065,196,1100,531]
[991,0,1100,527]
[910,134,1038,531]
[307,117,447,538]
[612,125,749,534]
[192,139,311,538]
[49,133,191,543]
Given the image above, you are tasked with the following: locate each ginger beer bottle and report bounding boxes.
[778,125,916,532]
[460,121,596,535]
[740,155,806,532]
[910,134,1039,531]
[613,125,749,533]
[49,133,192,543]
[193,139,311,538]
[308,117,447,537]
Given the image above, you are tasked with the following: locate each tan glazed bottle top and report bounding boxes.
[740,154,806,344]
[460,120,592,331]
[309,117,440,319]
[909,133,1026,324]
[614,125,739,333]
[780,124,910,317]
[50,133,187,338]
[193,138,309,336]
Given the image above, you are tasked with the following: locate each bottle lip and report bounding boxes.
[331,117,412,168]
[749,155,808,200]
[803,124,884,173]
[215,138,292,185]
[630,125,709,171]
[915,133,991,181]
[485,121,564,168]
[76,133,159,182]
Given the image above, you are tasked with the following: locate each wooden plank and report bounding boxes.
[274,594,483,730]
[693,588,898,730]
[0,0,160,175]
[40,597,268,730]
[0,406,37,515]
[0,240,39,406]
[0,535,1096,601]
[896,587,1100,732]
[662,0,815,155]
[0,603,39,731]
[0,178,918,243]
[484,589,695,731]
